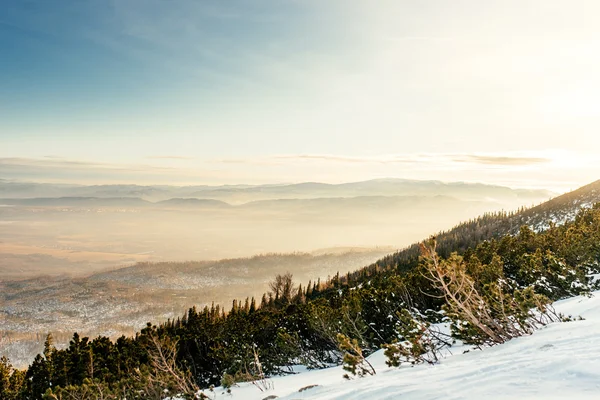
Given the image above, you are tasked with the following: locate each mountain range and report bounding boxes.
[0,178,554,204]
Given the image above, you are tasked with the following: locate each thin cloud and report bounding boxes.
[0,152,568,187]
[0,157,187,173]
[146,155,194,160]
[218,154,420,165]
[0,157,108,168]
[454,155,551,166]
[0,157,223,185]
[216,153,554,167]
[274,154,389,164]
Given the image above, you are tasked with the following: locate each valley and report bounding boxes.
[0,250,392,368]
[0,179,553,280]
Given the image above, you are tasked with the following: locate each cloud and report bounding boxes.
[453,155,551,166]
[1,157,174,171]
[86,0,327,89]
[216,153,429,166]
[0,157,110,169]
[0,157,225,185]
[0,151,578,188]
[272,154,404,164]
[146,155,194,160]
[215,152,554,167]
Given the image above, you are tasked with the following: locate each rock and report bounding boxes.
[299,384,319,392]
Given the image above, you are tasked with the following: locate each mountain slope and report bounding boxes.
[514,178,600,231]
[368,179,600,273]
[210,290,600,400]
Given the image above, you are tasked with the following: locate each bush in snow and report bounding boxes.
[420,239,561,346]
[382,309,452,367]
[336,333,376,379]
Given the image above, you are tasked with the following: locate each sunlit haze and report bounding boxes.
[2,1,600,191]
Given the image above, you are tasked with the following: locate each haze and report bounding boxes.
[0,179,554,280]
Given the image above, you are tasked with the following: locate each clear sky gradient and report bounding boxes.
[1,1,599,191]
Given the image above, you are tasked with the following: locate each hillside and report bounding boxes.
[367,179,600,274]
[0,249,393,369]
[194,290,600,400]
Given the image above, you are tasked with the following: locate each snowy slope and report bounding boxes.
[202,292,600,400]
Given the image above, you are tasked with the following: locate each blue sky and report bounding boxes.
[1,1,599,191]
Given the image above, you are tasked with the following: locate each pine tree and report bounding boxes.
[0,356,25,400]
[260,294,268,309]
[336,334,375,379]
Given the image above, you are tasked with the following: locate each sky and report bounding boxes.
[1,0,600,192]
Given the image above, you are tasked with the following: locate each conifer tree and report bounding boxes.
[336,334,375,379]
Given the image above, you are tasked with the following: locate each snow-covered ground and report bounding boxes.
[202,291,600,400]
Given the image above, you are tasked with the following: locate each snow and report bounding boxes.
[198,291,600,400]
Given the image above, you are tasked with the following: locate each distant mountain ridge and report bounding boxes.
[0,178,554,204]
[156,198,231,208]
[0,197,151,207]
[0,194,533,211]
